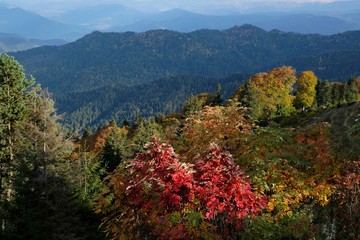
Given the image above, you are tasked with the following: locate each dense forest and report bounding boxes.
[56,74,249,131]
[0,54,359,239]
[12,25,360,93]
[9,25,360,131]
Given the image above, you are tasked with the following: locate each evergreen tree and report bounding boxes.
[0,57,104,239]
[214,83,223,106]
[102,127,130,172]
[344,78,358,103]
[71,143,105,207]
[131,117,164,153]
[0,54,34,234]
[331,82,344,106]
[315,80,332,108]
[3,86,90,239]
[182,95,203,118]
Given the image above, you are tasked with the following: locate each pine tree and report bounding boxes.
[331,82,344,106]
[131,117,164,153]
[102,127,130,172]
[315,80,332,108]
[0,54,34,234]
[214,83,223,106]
[3,86,83,239]
[182,95,203,118]
[344,78,358,104]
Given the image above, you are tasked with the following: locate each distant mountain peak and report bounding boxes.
[225,24,266,33]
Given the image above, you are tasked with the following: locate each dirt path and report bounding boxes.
[302,102,360,152]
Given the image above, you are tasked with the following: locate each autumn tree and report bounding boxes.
[294,71,318,110]
[334,160,360,240]
[234,123,337,238]
[180,104,252,160]
[193,144,267,238]
[96,139,198,239]
[333,116,360,239]
[240,66,296,119]
[96,138,267,239]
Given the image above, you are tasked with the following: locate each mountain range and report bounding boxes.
[0,6,85,40]
[2,1,360,52]
[10,25,360,130]
[109,9,359,35]
[0,33,66,52]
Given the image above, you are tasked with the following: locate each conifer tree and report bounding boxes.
[0,54,34,234]
[344,78,358,103]
[315,80,332,108]
[102,127,130,172]
[182,95,203,117]
[4,86,76,239]
[214,83,223,106]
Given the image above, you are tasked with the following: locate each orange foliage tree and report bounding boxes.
[180,104,252,160]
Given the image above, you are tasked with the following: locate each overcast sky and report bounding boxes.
[0,0,337,15]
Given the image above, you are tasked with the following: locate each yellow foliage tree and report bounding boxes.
[243,66,296,119]
[295,71,318,110]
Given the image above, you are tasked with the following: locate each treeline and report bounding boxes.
[233,66,359,121]
[56,66,359,132]
[56,74,248,131]
[1,55,359,239]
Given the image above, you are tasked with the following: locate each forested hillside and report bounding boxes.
[0,33,66,52]
[12,25,360,93]
[10,25,360,130]
[1,56,359,239]
[56,74,249,130]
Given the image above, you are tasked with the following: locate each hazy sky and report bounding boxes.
[0,0,337,15]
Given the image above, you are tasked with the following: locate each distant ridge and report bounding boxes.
[0,32,66,52]
[11,25,360,93]
[10,25,360,129]
[2,2,360,43]
[111,10,359,35]
[0,5,87,40]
